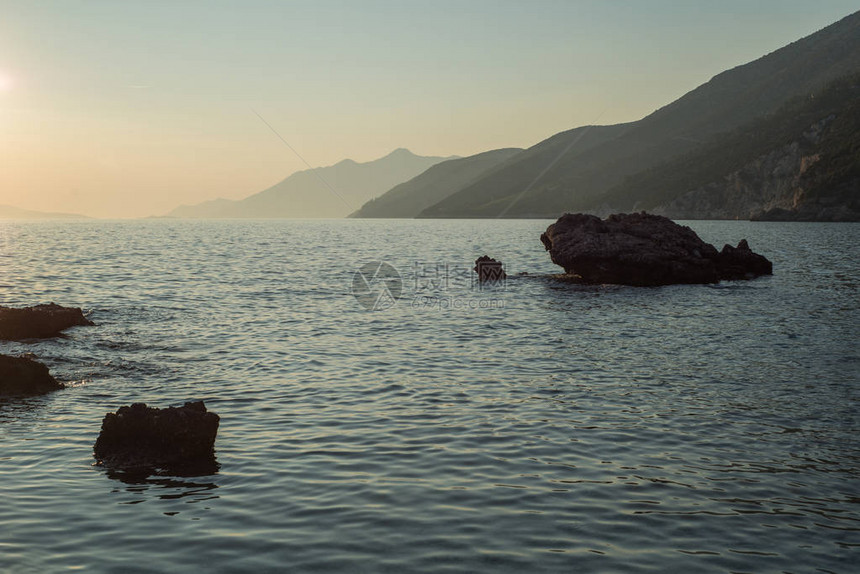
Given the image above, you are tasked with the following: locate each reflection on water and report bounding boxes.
[0,393,60,423]
[104,466,220,508]
[99,457,221,483]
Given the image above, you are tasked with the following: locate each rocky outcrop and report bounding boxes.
[0,303,93,340]
[0,354,64,396]
[651,133,860,221]
[93,401,220,472]
[644,88,860,222]
[594,69,860,222]
[749,175,860,221]
[650,141,813,219]
[540,212,772,286]
[716,239,775,280]
[474,256,507,283]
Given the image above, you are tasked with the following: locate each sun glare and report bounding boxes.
[0,72,14,92]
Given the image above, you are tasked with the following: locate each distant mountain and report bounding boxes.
[0,205,89,219]
[349,148,523,218]
[419,10,860,218]
[169,149,454,218]
[598,73,860,221]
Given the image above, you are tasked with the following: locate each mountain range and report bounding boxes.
[169,148,453,218]
[348,148,522,218]
[409,10,860,220]
[169,10,859,222]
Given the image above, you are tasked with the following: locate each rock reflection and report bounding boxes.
[100,458,220,504]
[0,393,57,423]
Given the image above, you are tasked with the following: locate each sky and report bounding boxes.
[0,0,857,218]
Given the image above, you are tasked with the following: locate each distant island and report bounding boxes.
[0,204,89,220]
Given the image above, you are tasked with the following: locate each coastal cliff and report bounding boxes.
[600,73,860,221]
[651,116,859,221]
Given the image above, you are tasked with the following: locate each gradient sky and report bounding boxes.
[1,1,857,218]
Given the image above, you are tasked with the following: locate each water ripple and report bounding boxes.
[0,219,858,572]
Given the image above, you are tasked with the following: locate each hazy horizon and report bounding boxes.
[1,0,857,218]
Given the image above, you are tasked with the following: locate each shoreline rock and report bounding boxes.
[0,303,93,340]
[540,212,773,286]
[93,401,220,473]
[0,354,64,396]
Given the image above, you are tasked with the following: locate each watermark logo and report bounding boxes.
[351,261,403,311]
[473,256,506,288]
[352,259,506,311]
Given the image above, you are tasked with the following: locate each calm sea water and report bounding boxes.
[0,219,857,573]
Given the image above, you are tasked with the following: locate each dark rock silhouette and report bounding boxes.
[93,401,220,472]
[716,239,774,280]
[0,303,93,340]
[474,256,507,283]
[540,213,772,286]
[0,354,64,396]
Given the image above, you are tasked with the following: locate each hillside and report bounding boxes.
[418,123,632,217]
[597,73,860,221]
[349,148,522,218]
[419,10,860,218]
[169,149,453,218]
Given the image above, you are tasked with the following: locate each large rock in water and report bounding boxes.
[93,401,220,472]
[540,213,773,286]
[0,354,64,396]
[0,303,93,340]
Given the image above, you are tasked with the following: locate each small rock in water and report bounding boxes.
[93,401,220,473]
[0,354,64,396]
[0,303,93,340]
[474,255,507,282]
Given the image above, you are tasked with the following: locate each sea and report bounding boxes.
[0,219,857,573]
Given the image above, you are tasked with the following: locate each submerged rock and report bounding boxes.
[474,255,507,282]
[93,401,220,472]
[0,303,93,340]
[0,354,64,396]
[540,212,772,286]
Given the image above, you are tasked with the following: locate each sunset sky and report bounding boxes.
[1,1,857,218]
